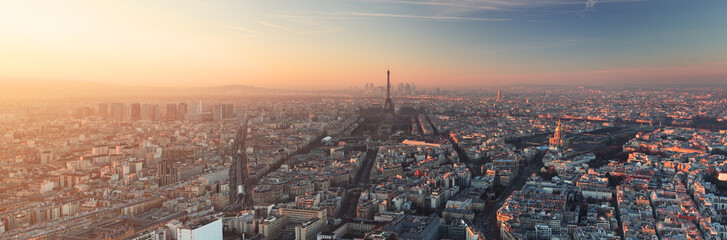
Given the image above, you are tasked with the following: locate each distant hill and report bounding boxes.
[0,79,302,101]
[201,84,282,94]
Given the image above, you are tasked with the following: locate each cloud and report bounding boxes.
[365,0,586,9]
[223,24,268,38]
[255,18,340,35]
[256,21,303,34]
[331,11,510,22]
[366,0,504,10]
[366,0,645,17]
[577,0,599,17]
[577,0,644,17]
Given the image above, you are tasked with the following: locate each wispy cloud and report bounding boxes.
[256,20,302,34]
[267,15,341,33]
[255,18,339,35]
[365,0,646,17]
[489,39,585,53]
[222,24,268,38]
[576,0,646,17]
[365,0,585,9]
[365,0,504,10]
[331,11,510,22]
[578,0,599,17]
[199,0,225,9]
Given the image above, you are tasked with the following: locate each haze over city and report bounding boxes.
[3,1,727,240]
[1,0,726,90]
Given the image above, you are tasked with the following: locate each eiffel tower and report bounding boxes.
[383,69,394,112]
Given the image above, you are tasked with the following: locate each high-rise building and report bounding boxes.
[129,103,141,121]
[178,103,188,121]
[167,103,178,121]
[98,103,108,119]
[497,90,502,101]
[158,159,178,186]
[225,104,234,119]
[152,104,161,121]
[141,104,152,121]
[73,107,94,119]
[191,99,204,114]
[383,69,394,112]
[213,104,224,121]
[213,104,234,121]
[110,103,125,122]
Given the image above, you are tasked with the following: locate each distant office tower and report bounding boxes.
[225,104,234,119]
[213,104,234,121]
[141,104,152,121]
[383,69,394,112]
[191,104,200,114]
[110,103,125,122]
[167,103,178,121]
[158,159,178,186]
[497,90,502,101]
[178,103,188,121]
[213,105,223,121]
[98,103,108,119]
[191,99,204,114]
[129,103,141,121]
[74,107,94,119]
[152,104,161,121]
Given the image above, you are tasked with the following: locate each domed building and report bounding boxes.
[549,121,570,148]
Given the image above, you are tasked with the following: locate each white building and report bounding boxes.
[177,219,222,240]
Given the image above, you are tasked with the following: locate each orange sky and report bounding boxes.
[1,0,725,89]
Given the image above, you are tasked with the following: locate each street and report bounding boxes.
[479,149,547,239]
[337,148,378,219]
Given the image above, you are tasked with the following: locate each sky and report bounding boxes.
[0,0,725,89]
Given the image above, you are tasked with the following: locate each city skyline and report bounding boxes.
[4,86,727,239]
[1,0,726,89]
[3,2,727,238]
